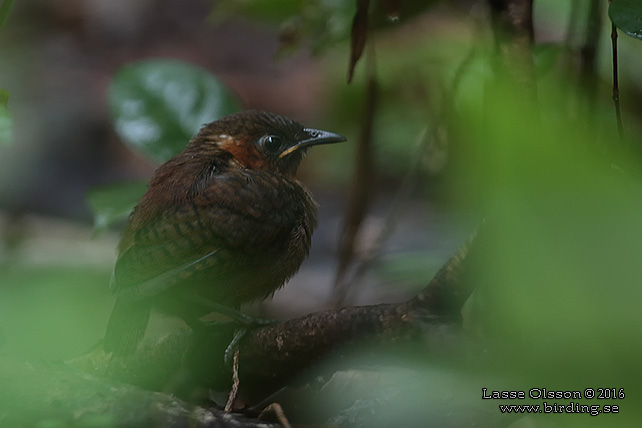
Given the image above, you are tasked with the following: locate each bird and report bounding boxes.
[103,110,346,355]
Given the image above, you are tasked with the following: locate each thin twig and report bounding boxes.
[339,45,478,297]
[610,21,625,140]
[332,37,378,307]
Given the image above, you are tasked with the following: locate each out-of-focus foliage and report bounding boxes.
[4,0,639,424]
[312,2,642,421]
[0,265,111,360]
[211,0,439,55]
[609,0,642,40]
[0,88,10,145]
[86,180,147,235]
[0,0,13,146]
[348,0,369,83]
[212,0,353,55]
[308,62,642,424]
[0,0,14,32]
[453,67,642,420]
[109,59,242,164]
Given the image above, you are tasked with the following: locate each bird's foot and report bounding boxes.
[184,294,276,326]
[199,316,275,369]
[224,348,240,412]
[223,328,246,370]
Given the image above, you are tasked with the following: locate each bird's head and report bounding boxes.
[188,110,346,175]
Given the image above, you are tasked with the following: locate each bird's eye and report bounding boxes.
[259,135,282,153]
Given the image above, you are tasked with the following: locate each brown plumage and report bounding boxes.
[104,110,346,355]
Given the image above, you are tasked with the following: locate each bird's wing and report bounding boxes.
[111,170,310,298]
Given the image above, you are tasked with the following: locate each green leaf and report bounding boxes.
[108,59,242,163]
[0,88,11,145]
[86,180,148,235]
[609,0,642,41]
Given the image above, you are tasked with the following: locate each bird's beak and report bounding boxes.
[279,128,347,159]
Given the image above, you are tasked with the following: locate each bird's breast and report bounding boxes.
[191,170,318,302]
[115,167,319,307]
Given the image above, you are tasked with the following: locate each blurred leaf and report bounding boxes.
[0,265,111,360]
[0,88,11,145]
[0,0,14,33]
[213,0,437,59]
[109,59,242,163]
[609,0,642,40]
[453,76,642,396]
[213,0,355,54]
[348,0,370,83]
[86,180,147,235]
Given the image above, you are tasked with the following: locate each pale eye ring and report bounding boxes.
[260,135,282,153]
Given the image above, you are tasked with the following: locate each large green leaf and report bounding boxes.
[109,59,242,163]
[86,180,148,235]
[0,88,11,145]
[609,0,642,41]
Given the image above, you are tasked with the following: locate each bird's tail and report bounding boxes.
[103,298,151,355]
